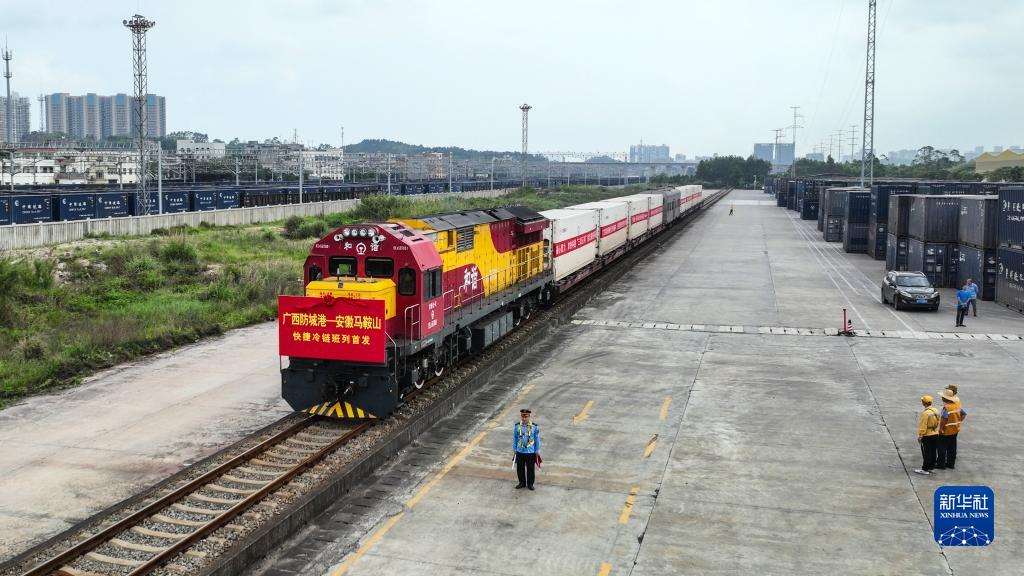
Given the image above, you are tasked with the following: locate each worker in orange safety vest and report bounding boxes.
[936,388,967,470]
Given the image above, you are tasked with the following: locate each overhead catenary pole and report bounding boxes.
[3,44,12,144]
[788,106,803,176]
[124,14,155,214]
[860,0,877,187]
[848,125,858,163]
[157,140,163,214]
[37,94,44,132]
[519,103,531,188]
[772,128,785,173]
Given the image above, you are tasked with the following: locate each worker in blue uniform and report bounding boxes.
[513,409,541,490]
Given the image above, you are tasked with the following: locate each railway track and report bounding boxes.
[18,418,364,576]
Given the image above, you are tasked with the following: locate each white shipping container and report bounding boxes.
[676,184,703,213]
[607,195,650,240]
[625,193,665,228]
[566,200,628,256]
[540,208,599,281]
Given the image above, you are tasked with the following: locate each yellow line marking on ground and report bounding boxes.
[331,381,537,575]
[643,434,658,458]
[618,485,640,524]
[597,561,612,576]
[329,512,405,576]
[573,400,594,423]
[659,397,671,420]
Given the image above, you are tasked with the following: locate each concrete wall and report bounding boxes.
[0,189,514,251]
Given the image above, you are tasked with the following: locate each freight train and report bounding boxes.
[0,176,645,225]
[277,185,709,420]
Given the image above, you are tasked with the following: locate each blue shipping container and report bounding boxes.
[998,186,1024,249]
[95,193,131,218]
[996,247,1024,313]
[217,190,240,210]
[0,196,11,225]
[161,191,190,213]
[56,193,97,221]
[191,190,218,211]
[11,195,54,224]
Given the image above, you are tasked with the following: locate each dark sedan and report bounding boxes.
[881,271,940,311]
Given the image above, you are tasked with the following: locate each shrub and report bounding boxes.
[283,216,304,238]
[295,220,327,239]
[159,240,198,264]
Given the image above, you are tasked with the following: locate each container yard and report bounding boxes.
[766,175,1024,312]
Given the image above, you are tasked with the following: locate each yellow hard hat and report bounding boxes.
[921,395,933,405]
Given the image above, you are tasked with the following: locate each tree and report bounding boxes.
[986,166,1024,182]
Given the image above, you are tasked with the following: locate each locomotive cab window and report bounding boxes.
[308,265,323,282]
[423,268,442,300]
[328,256,356,277]
[398,268,416,296]
[365,257,394,278]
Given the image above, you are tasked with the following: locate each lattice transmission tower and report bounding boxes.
[860,0,877,186]
[124,14,156,213]
[519,103,531,188]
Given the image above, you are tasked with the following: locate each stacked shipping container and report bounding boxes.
[997,187,1024,313]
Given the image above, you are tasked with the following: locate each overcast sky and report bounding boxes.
[5,0,1021,158]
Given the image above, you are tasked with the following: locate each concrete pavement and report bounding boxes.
[254,189,1023,575]
[0,323,289,560]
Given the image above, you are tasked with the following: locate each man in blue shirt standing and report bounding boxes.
[966,278,979,317]
[955,284,971,327]
[513,409,540,490]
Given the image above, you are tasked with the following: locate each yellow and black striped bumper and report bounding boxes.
[307,401,378,419]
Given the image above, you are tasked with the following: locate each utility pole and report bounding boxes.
[124,14,155,214]
[37,94,44,132]
[490,157,495,190]
[860,0,877,187]
[157,140,163,214]
[788,106,803,176]
[340,125,344,182]
[448,152,453,192]
[386,153,392,195]
[298,151,304,203]
[519,103,531,188]
[772,128,785,173]
[848,125,858,163]
[3,44,12,144]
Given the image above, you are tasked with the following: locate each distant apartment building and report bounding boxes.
[68,93,102,139]
[46,92,166,138]
[177,139,225,160]
[804,152,825,162]
[0,91,32,143]
[774,143,795,168]
[674,153,687,162]
[752,143,774,163]
[100,94,132,138]
[629,143,671,163]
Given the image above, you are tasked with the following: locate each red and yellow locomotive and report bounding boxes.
[279,206,549,419]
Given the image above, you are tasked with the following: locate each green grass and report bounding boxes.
[0,184,657,406]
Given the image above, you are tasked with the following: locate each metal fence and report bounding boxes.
[0,188,514,251]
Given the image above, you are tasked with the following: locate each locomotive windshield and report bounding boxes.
[365,257,395,278]
[329,256,356,277]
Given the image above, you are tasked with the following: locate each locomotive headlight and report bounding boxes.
[367,227,377,236]
[342,228,351,237]
[359,228,368,237]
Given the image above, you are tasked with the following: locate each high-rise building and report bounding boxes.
[629,143,671,163]
[774,143,795,168]
[45,92,166,139]
[0,91,31,143]
[134,94,167,138]
[752,143,774,163]
[100,93,131,138]
[67,93,101,139]
[45,93,69,134]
